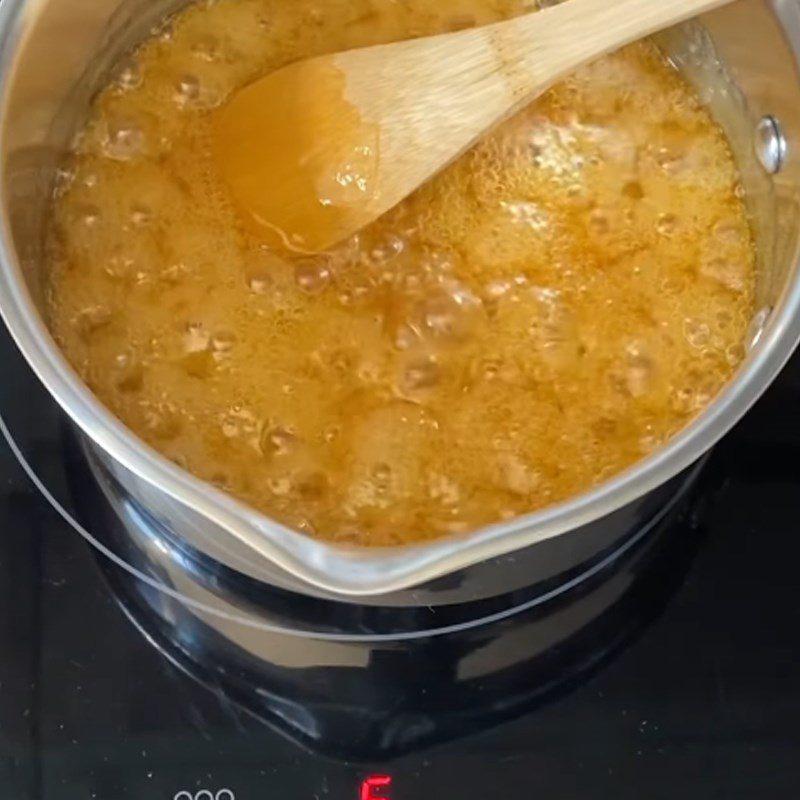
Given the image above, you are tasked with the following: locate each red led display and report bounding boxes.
[360,775,392,800]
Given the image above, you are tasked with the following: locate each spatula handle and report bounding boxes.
[503,0,735,92]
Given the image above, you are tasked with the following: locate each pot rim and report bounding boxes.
[1,0,799,597]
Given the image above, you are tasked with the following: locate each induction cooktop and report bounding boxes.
[1,318,800,800]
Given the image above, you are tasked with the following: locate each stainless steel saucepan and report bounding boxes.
[1,0,798,604]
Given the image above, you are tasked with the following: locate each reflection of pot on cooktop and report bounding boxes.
[98,518,703,760]
[65,421,704,760]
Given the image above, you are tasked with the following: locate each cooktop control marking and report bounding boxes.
[361,775,392,800]
[173,790,235,800]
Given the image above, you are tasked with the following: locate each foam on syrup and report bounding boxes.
[46,0,756,546]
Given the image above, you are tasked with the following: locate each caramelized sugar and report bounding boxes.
[46,0,756,546]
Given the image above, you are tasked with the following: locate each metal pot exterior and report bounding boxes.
[1,0,799,600]
[83,430,705,604]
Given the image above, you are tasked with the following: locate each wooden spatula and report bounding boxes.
[213,0,734,253]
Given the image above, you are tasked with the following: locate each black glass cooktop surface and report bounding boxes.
[1,320,800,800]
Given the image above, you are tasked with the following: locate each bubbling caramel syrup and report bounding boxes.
[46,0,756,546]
